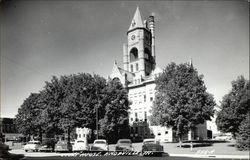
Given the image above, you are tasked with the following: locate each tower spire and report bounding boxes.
[128,6,144,31]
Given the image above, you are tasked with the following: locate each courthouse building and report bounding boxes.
[110,7,207,142]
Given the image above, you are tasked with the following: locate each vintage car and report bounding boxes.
[115,139,133,151]
[91,139,109,151]
[73,139,89,152]
[24,141,41,152]
[54,140,72,152]
[39,145,54,152]
[141,139,164,156]
[39,139,57,152]
[214,134,232,141]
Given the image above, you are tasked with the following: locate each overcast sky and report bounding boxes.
[1,1,249,118]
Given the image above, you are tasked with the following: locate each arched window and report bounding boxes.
[130,48,138,62]
[113,77,120,82]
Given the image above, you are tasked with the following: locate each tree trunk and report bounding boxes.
[39,127,43,143]
[91,129,95,143]
[67,127,70,144]
[179,137,182,148]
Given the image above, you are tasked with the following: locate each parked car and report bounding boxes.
[141,139,163,156]
[214,134,232,141]
[54,140,72,152]
[24,141,41,152]
[39,145,53,152]
[91,139,109,151]
[73,139,89,152]
[39,139,57,152]
[115,139,133,151]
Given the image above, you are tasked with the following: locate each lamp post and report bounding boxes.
[96,90,99,139]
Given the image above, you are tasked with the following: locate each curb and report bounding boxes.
[169,153,250,159]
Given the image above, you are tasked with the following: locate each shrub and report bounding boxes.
[236,115,250,151]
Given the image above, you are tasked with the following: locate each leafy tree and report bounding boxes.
[150,62,215,141]
[99,79,130,143]
[15,93,45,141]
[42,73,107,143]
[236,113,250,151]
[41,76,66,138]
[15,73,130,144]
[216,76,249,137]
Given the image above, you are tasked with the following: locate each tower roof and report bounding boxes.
[128,6,144,31]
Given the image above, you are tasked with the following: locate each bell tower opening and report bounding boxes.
[130,48,138,62]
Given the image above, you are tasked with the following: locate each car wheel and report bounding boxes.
[25,150,28,152]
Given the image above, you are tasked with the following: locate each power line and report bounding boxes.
[1,55,49,79]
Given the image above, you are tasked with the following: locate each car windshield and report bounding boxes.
[94,141,106,144]
[57,141,67,145]
[119,140,131,144]
[144,140,157,144]
[28,141,39,144]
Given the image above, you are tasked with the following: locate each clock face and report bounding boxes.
[131,35,135,40]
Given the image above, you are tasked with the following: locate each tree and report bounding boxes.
[99,78,130,143]
[15,73,130,144]
[15,93,45,141]
[235,113,250,150]
[42,73,107,143]
[150,62,215,141]
[216,76,249,137]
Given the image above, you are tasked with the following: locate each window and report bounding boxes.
[131,65,133,72]
[144,95,146,102]
[158,133,161,136]
[135,112,138,118]
[136,63,139,71]
[150,97,153,101]
[165,131,168,134]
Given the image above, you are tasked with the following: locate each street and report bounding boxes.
[7,141,249,160]
[23,155,249,160]
[7,149,249,160]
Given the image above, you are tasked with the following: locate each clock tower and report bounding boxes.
[123,7,156,77]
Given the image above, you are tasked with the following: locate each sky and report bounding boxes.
[1,1,249,118]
